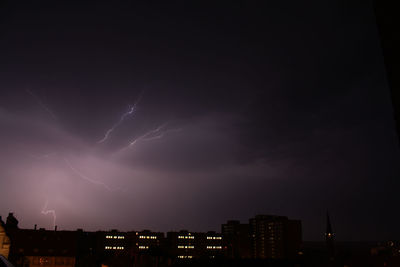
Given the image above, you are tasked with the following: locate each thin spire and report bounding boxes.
[326,210,335,260]
[326,211,333,235]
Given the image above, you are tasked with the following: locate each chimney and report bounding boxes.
[34,224,37,230]
[55,225,57,231]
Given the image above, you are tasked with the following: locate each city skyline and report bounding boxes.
[0,1,399,242]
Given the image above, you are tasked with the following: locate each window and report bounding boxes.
[207,246,222,250]
[178,235,194,239]
[105,246,124,250]
[139,235,157,239]
[207,236,222,240]
[106,235,124,239]
[178,245,194,249]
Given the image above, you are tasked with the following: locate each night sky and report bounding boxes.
[0,1,399,241]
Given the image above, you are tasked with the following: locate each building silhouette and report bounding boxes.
[221,220,251,259]
[249,215,302,259]
[7,228,77,267]
[221,215,301,260]
[166,230,224,260]
[3,213,303,266]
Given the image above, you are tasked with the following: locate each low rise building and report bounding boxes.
[7,228,77,267]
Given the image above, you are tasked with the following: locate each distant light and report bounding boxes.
[178,235,194,239]
[207,246,222,250]
[207,236,222,240]
[106,246,125,250]
[106,235,124,239]
[178,245,194,249]
[139,235,157,239]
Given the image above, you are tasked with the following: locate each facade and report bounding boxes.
[221,220,251,259]
[133,230,164,252]
[129,230,166,267]
[249,215,302,259]
[75,230,134,267]
[103,230,127,252]
[166,230,224,260]
[203,231,224,258]
[167,231,197,259]
[7,228,77,267]
[0,217,11,259]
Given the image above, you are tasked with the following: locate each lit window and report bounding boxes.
[207,236,222,240]
[139,246,149,249]
[178,235,194,239]
[139,235,157,239]
[178,245,194,249]
[207,246,222,249]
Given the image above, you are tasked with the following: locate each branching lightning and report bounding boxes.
[64,158,124,192]
[127,123,167,147]
[98,93,143,144]
[26,89,57,120]
[116,123,181,153]
[41,199,57,230]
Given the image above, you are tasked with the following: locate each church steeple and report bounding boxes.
[325,211,335,260]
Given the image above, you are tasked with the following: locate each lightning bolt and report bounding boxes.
[98,92,143,144]
[64,158,124,192]
[41,199,57,230]
[26,89,57,120]
[128,123,168,147]
[116,123,181,154]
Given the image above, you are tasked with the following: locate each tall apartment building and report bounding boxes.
[250,215,301,259]
[221,220,251,259]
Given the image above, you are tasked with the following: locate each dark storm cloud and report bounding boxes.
[0,0,399,240]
